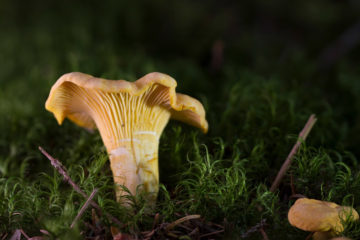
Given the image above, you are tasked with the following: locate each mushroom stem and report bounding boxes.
[108,133,160,200]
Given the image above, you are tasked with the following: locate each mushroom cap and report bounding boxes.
[45,72,208,133]
[288,198,359,233]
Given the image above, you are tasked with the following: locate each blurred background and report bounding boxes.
[1,0,360,78]
[2,0,360,153]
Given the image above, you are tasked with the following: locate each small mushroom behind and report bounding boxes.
[288,198,359,240]
[45,72,208,201]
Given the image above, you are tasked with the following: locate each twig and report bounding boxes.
[28,237,44,240]
[305,232,314,240]
[1,233,8,240]
[188,227,199,236]
[39,230,50,236]
[270,114,317,192]
[71,188,98,228]
[166,232,179,238]
[241,219,267,238]
[249,115,317,240]
[20,230,29,239]
[259,228,269,240]
[210,222,224,229]
[39,146,85,195]
[9,230,21,240]
[199,229,224,238]
[177,223,193,232]
[38,146,123,227]
[165,215,201,232]
[142,229,155,239]
[243,115,316,239]
[152,213,160,230]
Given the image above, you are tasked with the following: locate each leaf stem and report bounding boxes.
[71,188,98,228]
[38,146,123,227]
[270,114,317,192]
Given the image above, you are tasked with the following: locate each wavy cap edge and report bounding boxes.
[45,72,208,133]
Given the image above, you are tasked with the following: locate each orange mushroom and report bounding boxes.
[288,198,359,240]
[45,72,208,201]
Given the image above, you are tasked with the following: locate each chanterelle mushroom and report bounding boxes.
[288,198,359,240]
[45,72,208,201]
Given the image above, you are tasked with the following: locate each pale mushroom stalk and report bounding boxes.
[45,72,208,201]
[67,84,171,198]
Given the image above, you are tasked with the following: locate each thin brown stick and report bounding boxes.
[165,215,201,232]
[188,227,199,236]
[241,219,267,238]
[152,213,160,230]
[20,230,29,239]
[259,228,269,240]
[39,230,50,236]
[243,115,317,239]
[1,233,8,240]
[305,232,314,240]
[38,146,123,227]
[199,229,224,238]
[270,114,317,192]
[71,188,98,228]
[9,230,21,240]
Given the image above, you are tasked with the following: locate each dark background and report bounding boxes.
[2,0,360,76]
[2,0,360,153]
